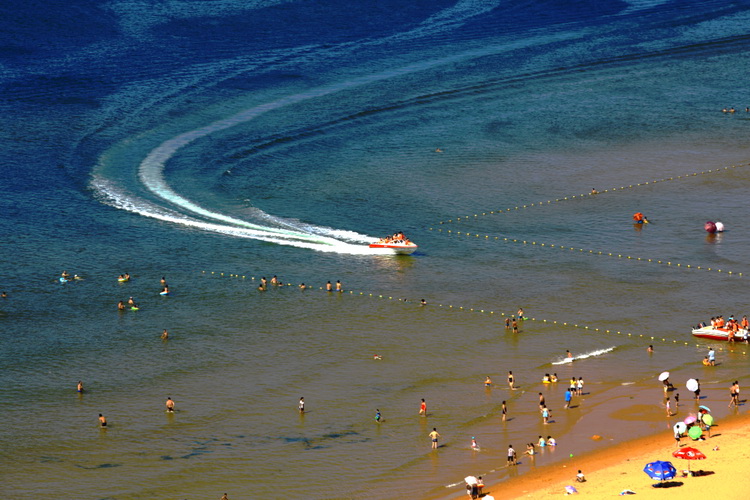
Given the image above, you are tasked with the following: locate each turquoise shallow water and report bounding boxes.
[3,1,750,498]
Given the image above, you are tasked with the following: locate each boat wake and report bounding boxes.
[552,346,616,365]
[88,0,548,253]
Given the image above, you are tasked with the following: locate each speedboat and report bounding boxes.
[369,240,418,255]
[691,326,748,342]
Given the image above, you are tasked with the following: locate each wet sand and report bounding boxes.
[451,411,750,499]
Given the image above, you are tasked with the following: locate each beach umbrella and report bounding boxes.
[686,379,698,392]
[688,426,703,440]
[698,405,711,413]
[464,476,477,485]
[702,414,714,427]
[673,422,687,435]
[672,446,706,472]
[658,371,670,382]
[643,460,677,481]
[683,414,697,425]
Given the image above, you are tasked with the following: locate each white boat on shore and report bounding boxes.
[691,326,748,342]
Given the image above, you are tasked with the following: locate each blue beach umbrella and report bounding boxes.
[643,460,677,481]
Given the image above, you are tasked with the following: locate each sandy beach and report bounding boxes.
[456,412,750,499]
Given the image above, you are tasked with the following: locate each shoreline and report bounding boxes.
[445,410,750,499]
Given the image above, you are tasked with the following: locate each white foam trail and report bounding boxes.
[94,5,582,251]
[552,346,616,365]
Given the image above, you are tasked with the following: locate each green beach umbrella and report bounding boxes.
[688,425,702,440]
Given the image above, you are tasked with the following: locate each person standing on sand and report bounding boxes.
[429,428,440,449]
[508,371,516,390]
[564,388,572,409]
[694,379,701,400]
[538,392,545,409]
[501,400,507,421]
[665,397,671,416]
[419,398,427,416]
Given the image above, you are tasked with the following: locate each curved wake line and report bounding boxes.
[95,4,581,251]
[552,346,616,365]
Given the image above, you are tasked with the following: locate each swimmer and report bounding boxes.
[512,318,518,333]
[419,398,427,416]
[647,345,654,353]
[566,349,573,358]
[73,274,82,280]
[221,495,229,500]
[160,277,166,286]
[420,299,427,306]
[375,409,381,422]
[429,428,440,449]
[61,271,70,278]
[547,436,556,446]
[257,284,265,291]
[77,381,83,393]
[336,280,342,292]
[166,397,175,412]
[484,376,492,387]
[373,354,382,360]
[542,373,550,383]
[98,413,107,427]
[271,275,278,285]
[1,291,6,298]
[517,308,524,318]
[471,437,479,450]
[435,148,443,153]
[501,400,507,421]
[591,188,597,195]
[505,317,510,328]
[299,283,307,290]
[299,397,305,413]
[128,297,134,306]
[161,285,169,294]
[161,329,169,340]
[326,281,332,291]
[117,301,125,311]
[507,371,516,390]
[551,373,558,382]
[260,277,267,288]
[124,273,130,280]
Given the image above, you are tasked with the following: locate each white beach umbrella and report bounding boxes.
[686,379,698,392]
[658,371,670,382]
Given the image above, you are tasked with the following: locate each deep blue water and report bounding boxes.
[3,1,750,498]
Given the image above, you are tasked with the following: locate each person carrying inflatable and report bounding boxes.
[632,212,649,224]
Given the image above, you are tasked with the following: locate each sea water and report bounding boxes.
[3,1,750,498]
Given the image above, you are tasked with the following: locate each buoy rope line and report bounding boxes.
[200,271,746,354]
[428,228,745,277]
[434,163,750,226]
